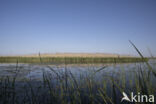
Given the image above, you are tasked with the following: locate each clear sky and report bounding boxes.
[0,0,156,56]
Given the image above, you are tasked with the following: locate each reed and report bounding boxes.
[0,56,148,64]
[0,61,155,104]
[0,43,155,104]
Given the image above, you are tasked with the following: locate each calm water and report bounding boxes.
[0,62,155,82]
[0,61,156,104]
[0,63,144,80]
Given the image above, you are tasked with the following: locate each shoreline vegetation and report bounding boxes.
[0,53,148,64]
[0,44,156,104]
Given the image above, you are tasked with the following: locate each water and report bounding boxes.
[0,62,155,104]
[0,63,155,84]
[0,63,145,80]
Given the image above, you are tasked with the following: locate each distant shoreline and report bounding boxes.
[0,53,133,58]
[0,55,147,64]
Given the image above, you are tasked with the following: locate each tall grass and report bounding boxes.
[0,56,148,64]
[0,62,155,104]
[0,43,155,104]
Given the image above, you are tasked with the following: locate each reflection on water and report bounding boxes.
[0,63,141,80]
[0,61,155,104]
[0,62,155,84]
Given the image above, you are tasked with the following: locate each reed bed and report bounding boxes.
[0,57,148,64]
[0,42,155,104]
[0,61,155,104]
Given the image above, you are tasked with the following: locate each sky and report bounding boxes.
[0,0,156,56]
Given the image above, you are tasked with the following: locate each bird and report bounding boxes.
[121,92,131,102]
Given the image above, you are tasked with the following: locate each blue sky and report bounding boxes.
[0,0,156,56]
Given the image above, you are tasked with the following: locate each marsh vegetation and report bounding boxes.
[0,44,155,104]
[0,58,155,104]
